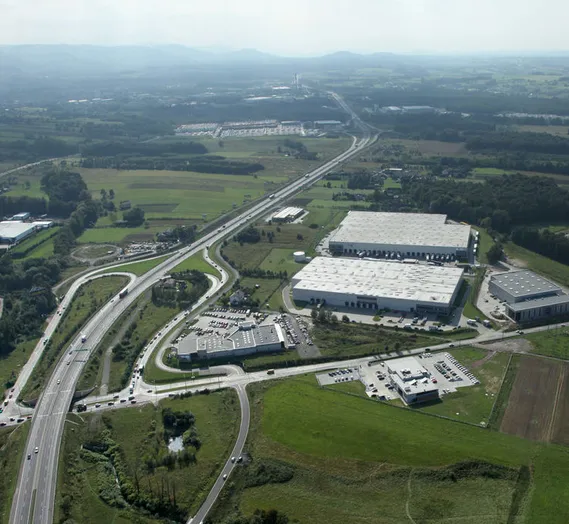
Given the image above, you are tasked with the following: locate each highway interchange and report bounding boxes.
[4,92,569,523]
[7,94,376,524]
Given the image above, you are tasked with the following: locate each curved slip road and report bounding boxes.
[10,116,375,524]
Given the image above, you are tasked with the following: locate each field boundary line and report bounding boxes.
[487,352,514,429]
[546,363,566,442]
[405,468,417,524]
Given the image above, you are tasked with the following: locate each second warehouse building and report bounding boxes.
[328,211,471,259]
[292,257,463,314]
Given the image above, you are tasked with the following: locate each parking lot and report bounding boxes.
[319,351,478,404]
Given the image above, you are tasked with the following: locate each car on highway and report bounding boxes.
[27,454,31,460]
[108,402,114,406]
[34,447,38,454]
[222,474,227,480]
[231,456,236,463]
[57,379,61,384]
[120,399,126,403]
[95,403,101,408]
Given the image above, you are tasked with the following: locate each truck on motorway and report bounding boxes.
[267,369,275,375]
[119,288,129,299]
[81,334,87,343]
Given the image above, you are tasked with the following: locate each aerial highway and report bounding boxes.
[9,96,375,523]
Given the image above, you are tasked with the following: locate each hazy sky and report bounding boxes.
[0,0,567,55]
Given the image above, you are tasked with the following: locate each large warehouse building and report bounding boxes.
[291,257,464,314]
[328,211,471,259]
[489,270,569,323]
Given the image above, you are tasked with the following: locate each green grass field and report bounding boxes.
[0,424,31,524]
[211,375,569,523]
[525,326,569,359]
[417,348,510,425]
[9,227,59,260]
[21,276,128,401]
[312,323,436,359]
[97,255,169,277]
[171,252,221,278]
[239,277,285,311]
[505,241,569,287]
[77,225,165,244]
[55,390,239,523]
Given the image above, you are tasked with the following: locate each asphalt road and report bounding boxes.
[9,109,374,523]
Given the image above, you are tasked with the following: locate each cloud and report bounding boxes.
[0,0,568,55]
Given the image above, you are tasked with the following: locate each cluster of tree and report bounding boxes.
[369,112,495,142]
[162,407,200,449]
[0,136,76,164]
[80,429,187,522]
[122,206,145,227]
[511,228,569,266]
[157,224,197,244]
[81,140,208,157]
[311,307,338,324]
[346,171,383,190]
[466,131,569,155]
[40,169,88,216]
[152,269,209,309]
[0,255,62,361]
[0,194,47,217]
[280,139,318,160]
[53,198,100,255]
[236,226,261,244]
[404,174,569,232]
[81,154,265,175]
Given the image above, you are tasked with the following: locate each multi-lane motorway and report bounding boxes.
[9,95,375,524]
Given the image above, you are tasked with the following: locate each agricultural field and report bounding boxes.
[171,252,221,277]
[418,348,510,425]
[55,390,239,523]
[210,375,569,524]
[499,355,569,444]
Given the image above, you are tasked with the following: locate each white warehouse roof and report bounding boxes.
[272,207,304,220]
[0,221,37,240]
[490,270,560,299]
[292,257,463,306]
[329,211,471,250]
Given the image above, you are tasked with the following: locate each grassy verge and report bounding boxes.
[525,327,569,360]
[472,226,495,265]
[0,337,40,393]
[106,299,178,393]
[143,347,201,385]
[505,241,569,287]
[0,424,31,524]
[461,270,493,325]
[96,255,169,277]
[487,354,521,430]
[21,276,128,401]
[55,389,239,523]
[171,252,221,278]
[417,347,510,425]
[209,375,569,524]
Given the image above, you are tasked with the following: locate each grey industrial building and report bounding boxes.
[387,356,439,404]
[328,212,471,259]
[291,257,464,314]
[272,207,304,223]
[489,270,569,322]
[177,322,285,361]
[0,221,38,245]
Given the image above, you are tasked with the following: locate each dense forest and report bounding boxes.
[403,175,569,232]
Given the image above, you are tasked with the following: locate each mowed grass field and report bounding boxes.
[55,390,240,523]
[211,375,569,524]
[504,241,569,287]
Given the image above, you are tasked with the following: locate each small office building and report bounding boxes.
[386,356,439,404]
